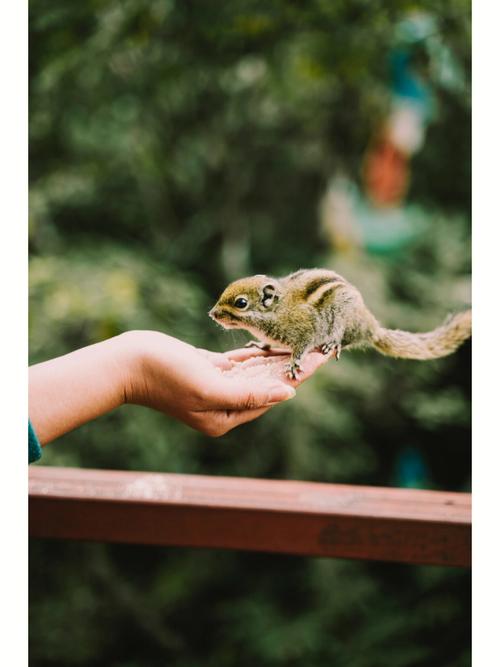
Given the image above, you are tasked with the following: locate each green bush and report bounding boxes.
[30,1,470,665]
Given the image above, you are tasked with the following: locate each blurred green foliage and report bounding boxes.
[29,1,470,665]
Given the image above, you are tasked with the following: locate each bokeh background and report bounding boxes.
[29,1,471,665]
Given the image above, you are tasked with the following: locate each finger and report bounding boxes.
[221,355,291,381]
[195,348,219,361]
[220,350,334,386]
[196,347,281,370]
[195,348,242,371]
[206,377,296,411]
[223,347,289,362]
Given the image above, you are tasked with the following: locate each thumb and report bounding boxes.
[210,378,296,410]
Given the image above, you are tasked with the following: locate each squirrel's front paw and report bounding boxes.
[286,360,303,380]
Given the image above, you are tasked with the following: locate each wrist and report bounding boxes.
[115,330,173,407]
[112,331,146,406]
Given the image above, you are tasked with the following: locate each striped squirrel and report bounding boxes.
[209,268,472,379]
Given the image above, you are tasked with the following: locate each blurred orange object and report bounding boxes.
[362,138,410,207]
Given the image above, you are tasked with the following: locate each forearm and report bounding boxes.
[29,335,130,445]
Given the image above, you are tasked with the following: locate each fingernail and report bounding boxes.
[267,385,296,403]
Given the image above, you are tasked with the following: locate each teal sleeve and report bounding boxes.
[29,420,42,464]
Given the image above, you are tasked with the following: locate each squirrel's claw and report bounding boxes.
[286,360,304,380]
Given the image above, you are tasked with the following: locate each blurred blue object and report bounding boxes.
[354,198,423,256]
[390,48,431,117]
[319,176,424,257]
[394,446,430,489]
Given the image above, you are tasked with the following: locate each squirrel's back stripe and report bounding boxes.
[287,269,309,281]
[304,276,339,297]
[305,278,344,305]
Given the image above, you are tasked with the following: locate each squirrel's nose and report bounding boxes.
[208,307,217,320]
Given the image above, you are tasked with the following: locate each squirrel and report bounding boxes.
[209,268,472,379]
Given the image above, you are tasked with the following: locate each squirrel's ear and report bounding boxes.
[262,283,280,308]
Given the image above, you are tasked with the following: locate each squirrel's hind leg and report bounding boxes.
[319,323,344,360]
[319,341,341,360]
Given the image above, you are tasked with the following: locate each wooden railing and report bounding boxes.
[29,466,471,567]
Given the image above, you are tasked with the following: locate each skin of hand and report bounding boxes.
[29,330,333,445]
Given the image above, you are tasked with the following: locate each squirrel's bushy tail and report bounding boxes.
[373,310,472,360]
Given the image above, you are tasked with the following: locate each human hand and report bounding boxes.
[29,331,333,446]
[214,346,334,389]
[123,332,332,437]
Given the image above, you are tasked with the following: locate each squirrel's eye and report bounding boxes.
[234,297,248,309]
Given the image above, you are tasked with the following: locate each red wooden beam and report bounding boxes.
[29,466,471,567]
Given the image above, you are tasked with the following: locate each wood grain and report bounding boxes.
[29,466,471,567]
